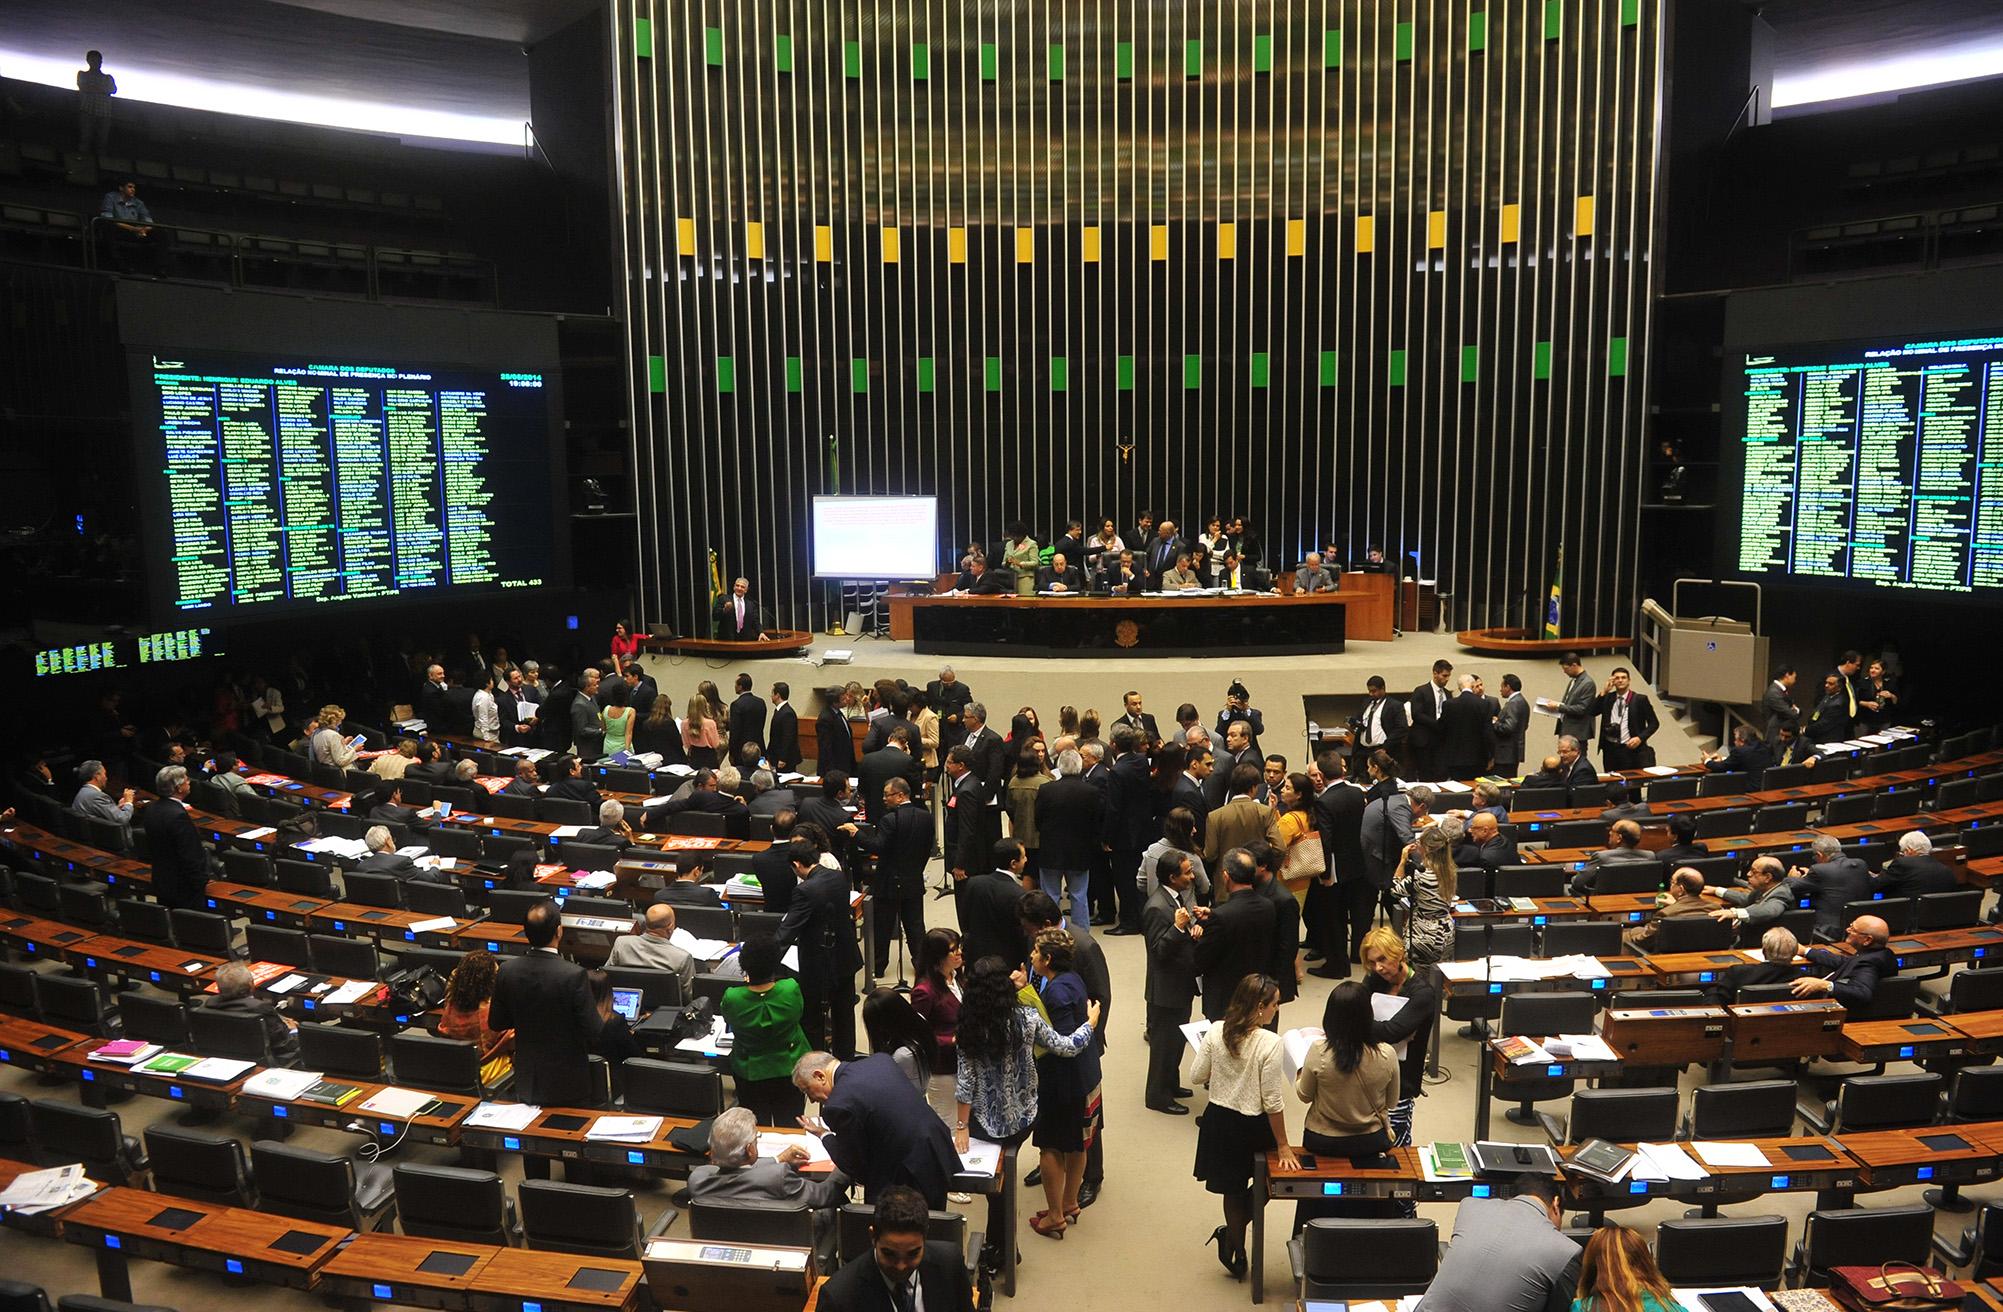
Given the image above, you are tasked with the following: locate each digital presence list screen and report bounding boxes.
[137,351,559,617]
[1731,333,2003,595]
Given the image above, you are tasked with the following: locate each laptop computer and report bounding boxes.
[610,986,644,1023]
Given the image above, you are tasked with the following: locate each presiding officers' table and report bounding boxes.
[901,591,1358,657]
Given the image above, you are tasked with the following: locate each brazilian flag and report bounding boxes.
[707,550,725,636]
[1543,548,1563,639]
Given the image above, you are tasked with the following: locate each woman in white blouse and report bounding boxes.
[1190,974,1298,1281]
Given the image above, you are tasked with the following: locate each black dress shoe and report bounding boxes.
[1147,1100,1190,1116]
[1303,949,1325,963]
[1308,965,1351,980]
[1106,925,1140,936]
[1078,1182,1100,1208]
[1175,1086,1194,1097]
[1024,1166,1042,1187]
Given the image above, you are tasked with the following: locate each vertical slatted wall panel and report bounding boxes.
[617,0,1661,638]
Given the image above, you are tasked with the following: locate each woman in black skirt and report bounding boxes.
[1190,974,1298,1279]
[1029,928,1101,1238]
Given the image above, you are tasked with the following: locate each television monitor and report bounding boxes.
[811,495,940,580]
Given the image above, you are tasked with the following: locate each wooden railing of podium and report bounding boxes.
[884,570,1396,642]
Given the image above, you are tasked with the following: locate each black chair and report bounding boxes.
[168,908,236,958]
[1842,895,1913,937]
[1496,992,1600,1126]
[1927,964,2003,1015]
[245,922,312,968]
[1876,790,1922,819]
[484,889,548,924]
[1696,772,1750,798]
[29,1099,146,1183]
[38,975,119,1036]
[1540,920,1624,957]
[1511,786,1570,809]
[187,1005,273,1063]
[1589,863,1666,895]
[1916,889,1985,931]
[674,903,737,941]
[1731,980,1801,1005]
[1655,1215,1789,1289]
[116,993,189,1047]
[1544,819,1613,849]
[1288,1219,1439,1302]
[603,967,684,1013]
[1684,854,1744,889]
[1934,1200,2003,1281]
[0,1281,49,1312]
[114,898,175,946]
[252,1138,395,1232]
[309,934,380,980]
[689,974,736,1007]
[561,895,633,920]
[1540,1088,1678,1223]
[57,882,115,930]
[667,812,733,838]
[621,1059,724,1116]
[1452,922,1537,961]
[709,852,756,881]
[1694,809,1755,839]
[404,880,469,918]
[1754,802,1810,833]
[481,833,543,867]
[275,858,337,898]
[1651,915,1736,952]
[1792,1205,1933,1287]
[79,815,132,855]
[559,842,624,874]
[14,871,62,914]
[535,798,593,825]
[392,947,467,978]
[341,870,404,910]
[1847,972,1922,1023]
[219,848,273,888]
[1967,825,2003,859]
[1820,794,1876,825]
[485,793,537,822]
[687,1199,815,1250]
[734,909,783,941]
[392,1163,516,1246]
[1935,777,1981,810]
[1761,764,1814,789]
[388,1030,490,1096]
[427,827,484,861]
[143,1124,255,1206]
[519,1180,673,1259]
[0,1092,30,1158]
[1800,1071,1942,1135]
[836,1203,971,1266]
[1647,777,1700,802]
[1926,1067,2003,1211]
[1492,866,1565,899]
[1683,1079,1797,1140]
[0,963,39,1017]
[297,1022,386,1078]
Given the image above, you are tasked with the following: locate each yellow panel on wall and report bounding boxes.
[1356,215,1375,252]
[813,225,833,262]
[1286,218,1306,255]
[1016,227,1035,264]
[1150,224,1169,260]
[1575,195,1596,236]
[1081,226,1101,262]
[676,217,696,255]
[947,226,968,263]
[1217,222,1237,259]
[881,226,901,262]
[1427,210,1447,249]
[1500,203,1521,243]
[745,221,765,259]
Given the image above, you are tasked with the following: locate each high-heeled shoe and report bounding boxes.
[1205,1225,1234,1275]
[1029,1211,1066,1240]
[1228,1245,1249,1281]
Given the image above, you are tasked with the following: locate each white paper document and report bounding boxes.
[239,826,278,841]
[587,1115,663,1143]
[1180,1020,1213,1052]
[757,1131,832,1164]
[360,1086,438,1118]
[1692,1141,1770,1169]
[242,1067,323,1101]
[550,824,587,838]
[957,1138,1002,1176]
[1545,1033,1617,1062]
[466,1102,542,1131]
[184,1057,255,1082]
[1634,1142,1708,1182]
[0,1163,96,1214]
[1371,992,1412,1058]
[1281,1027,1325,1083]
[323,979,379,1005]
[406,916,458,935]
[267,973,310,995]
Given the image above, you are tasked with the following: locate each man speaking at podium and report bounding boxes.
[712,576,763,641]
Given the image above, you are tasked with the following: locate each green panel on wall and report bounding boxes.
[1323,29,1342,68]
[784,356,803,393]
[1115,42,1134,79]
[980,43,998,80]
[911,43,929,80]
[984,356,1003,392]
[1117,355,1135,391]
[1469,12,1487,52]
[850,358,869,393]
[1319,349,1338,387]
[1609,337,1629,377]
[715,355,734,392]
[844,40,862,78]
[1250,352,1270,387]
[917,357,935,393]
[1389,349,1408,386]
[634,17,652,58]
[1460,345,1480,382]
[647,354,664,392]
[1048,43,1064,81]
[1253,35,1273,72]
[1185,39,1202,77]
[1621,0,1641,27]
[1183,354,1202,389]
[774,34,793,72]
[1544,1,1563,40]
[1049,356,1068,391]
[703,27,723,66]
[1395,22,1414,62]
[1533,341,1554,379]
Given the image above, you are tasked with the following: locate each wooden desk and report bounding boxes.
[1884,925,2003,970]
[452,920,531,956]
[899,590,1364,657]
[1686,1136,1858,1201]
[1725,1000,1848,1063]
[0,823,154,892]
[0,1014,90,1073]
[0,912,97,962]
[1251,1146,1428,1302]
[0,1153,102,1237]
[233,1081,475,1146]
[70,934,221,995]
[306,900,463,947]
[1477,1037,1622,1140]
[1440,956,1654,1001]
[1946,1008,2003,1054]
[320,1232,499,1309]
[1644,950,1763,985]
[1841,1123,2003,1191]
[204,880,333,928]
[464,1247,644,1312]
[1600,1006,1730,1066]
[46,1041,250,1111]
[60,1185,350,1300]
[1453,894,1660,925]
[1840,1017,1977,1064]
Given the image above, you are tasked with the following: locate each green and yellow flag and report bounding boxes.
[1543,548,1564,639]
[707,550,725,635]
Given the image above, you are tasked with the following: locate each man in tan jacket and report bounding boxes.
[1622,867,1712,953]
[1203,761,1283,870]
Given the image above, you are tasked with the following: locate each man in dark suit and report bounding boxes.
[958,704,1005,810]
[1555,736,1598,796]
[1196,852,1275,1020]
[749,811,802,915]
[953,555,1014,594]
[417,664,451,732]
[1762,667,1800,748]
[543,756,604,811]
[488,901,602,1158]
[537,672,580,754]
[1790,835,1873,940]
[1454,811,1519,872]
[498,669,541,743]
[857,728,922,824]
[816,1186,974,1312]
[1205,721,1254,811]
[1874,831,1958,899]
[202,960,302,1066]
[1438,677,1493,779]
[141,766,210,910]
[815,687,857,776]
[1249,842,1304,1006]
[368,779,435,831]
[1035,750,1106,934]
[1111,690,1160,745]
[957,838,1028,972]
[1490,674,1530,776]
[642,769,748,831]
[570,800,634,851]
[1142,851,1201,1112]
[725,673,767,765]
[857,778,932,976]
[1310,752,1369,977]
[1141,519,1185,590]
[1034,553,1085,593]
[776,840,864,1056]
[766,682,802,772]
[356,825,420,878]
[1704,724,1775,778]
[1791,915,1897,1009]
[1348,676,1407,777]
[1592,667,1660,772]
[941,750,990,883]
[926,668,973,756]
[748,771,799,818]
[800,772,861,868]
[795,1054,960,1210]
[1567,819,1657,896]
[1706,925,1805,1005]
[402,741,454,786]
[1102,729,1158,934]
[619,663,658,718]
[1799,673,1853,760]
[1405,660,1454,778]
[653,867,723,906]
[712,576,763,641]
[1174,746,1213,850]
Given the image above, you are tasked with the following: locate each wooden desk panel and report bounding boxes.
[1599,1007,1730,1066]
[60,1186,349,1289]
[321,1232,498,1309]
[1453,894,1660,925]
[70,934,220,994]
[204,881,333,928]
[1726,1000,1848,1062]
[0,1015,92,1072]
[1686,1137,1858,1196]
[1840,1124,2003,1190]
[1263,1145,1423,1201]
[1947,1009,2003,1053]
[465,1248,643,1312]
[1840,1017,1975,1063]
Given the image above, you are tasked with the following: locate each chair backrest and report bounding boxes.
[1499,991,1599,1038]
[1800,1206,1933,1286]
[115,993,189,1047]
[1948,1066,2003,1123]
[1820,794,1875,826]
[1754,803,1810,834]
[1832,1072,1943,1132]
[308,934,380,980]
[428,827,485,860]
[1916,889,1985,931]
[484,888,547,924]
[1456,866,1495,901]
[1545,819,1613,849]
[1694,809,1755,839]
[396,778,433,805]
[0,1091,28,1155]
[246,922,313,968]
[144,1124,254,1206]
[1540,921,1624,957]
[14,872,62,914]
[1646,777,1700,802]
[1684,854,1744,889]
[1948,965,2003,1014]
[687,1199,815,1249]
[251,1138,367,1230]
[1570,785,1610,808]
[1696,772,1750,798]
[1760,764,1814,789]
[667,812,733,838]
[1590,862,1666,895]
[404,879,469,918]
[36,975,115,1033]
[0,963,38,1016]
[1655,1214,1789,1289]
[1492,866,1565,899]
[836,1204,967,1265]
[1732,980,1801,1005]
[1299,1218,1440,1293]
[1875,790,1921,819]
[559,843,624,874]
[734,910,783,941]
[710,852,757,881]
[168,908,236,957]
[1453,922,1538,961]
[392,1163,514,1246]
[1510,786,1569,809]
[690,974,736,1006]
[603,967,683,1013]
[1652,915,1736,953]
[621,1059,724,1116]
[518,1180,644,1259]
[1690,1080,1798,1138]
[560,895,631,920]
[341,870,405,909]
[535,797,593,825]
[1847,972,1922,1022]
[219,848,273,888]
[56,882,114,928]
[1844,896,1914,936]
[482,832,542,866]
[114,897,175,945]
[188,1004,273,1062]
[29,1099,138,1183]
[275,859,338,898]
[388,1030,483,1094]
[485,793,538,821]
[672,903,736,940]
[1565,1088,1679,1145]
[1966,824,2003,858]
[298,1022,385,1078]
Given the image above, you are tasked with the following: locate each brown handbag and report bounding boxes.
[1829,1261,1964,1310]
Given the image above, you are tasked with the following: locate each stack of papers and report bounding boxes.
[360,1087,438,1118]
[466,1102,542,1131]
[1420,1143,1474,1181]
[267,973,312,995]
[1692,1141,1770,1169]
[243,1067,324,1100]
[293,835,372,862]
[723,873,764,898]
[238,825,277,841]
[586,1115,662,1143]
[0,1163,97,1215]
[1628,1142,1708,1183]
[1641,765,1682,776]
[1438,955,1611,984]
[571,871,617,891]
[87,1040,161,1065]
[1543,1034,1619,1062]
[184,1057,256,1082]
[1281,1027,1325,1083]
[669,927,734,961]
[498,747,552,761]
[1372,993,1412,1058]
[757,1131,831,1163]
[1179,1020,1214,1052]
[405,917,459,937]
[134,1052,202,1076]
[958,1138,1003,1175]
[323,979,381,1005]
[549,824,587,839]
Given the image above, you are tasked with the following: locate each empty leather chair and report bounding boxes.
[112,898,174,945]
[1651,914,1736,953]
[0,1281,51,1312]
[1792,1205,1933,1287]
[1801,1072,1942,1136]
[1656,1214,1788,1289]
[297,1023,385,1079]
[245,922,312,968]
[671,903,735,941]
[1537,1088,1678,1224]
[143,1124,254,1207]
[308,934,379,980]
[1497,992,1599,1126]
[1584,864,1665,895]
[36,975,118,1036]
[621,1059,724,1117]
[1540,920,1625,957]
[1289,1219,1438,1302]
[167,908,236,958]
[252,1138,395,1232]
[0,1092,30,1157]
[518,1180,672,1260]
[1934,1200,2003,1281]
[115,993,189,1048]
[338,871,404,910]
[392,1163,515,1245]
[187,1005,273,1064]
[54,1295,183,1312]
[387,1030,489,1096]
[29,1099,146,1184]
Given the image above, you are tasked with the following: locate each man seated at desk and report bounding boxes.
[1097,548,1142,595]
[543,755,603,811]
[1789,914,1896,1008]
[1566,819,1653,896]
[1292,551,1338,594]
[818,1185,974,1312]
[1597,781,1650,821]
[1158,551,1202,591]
[952,553,1015,595]
[1453,811,1518,871]
[1216,547,1266,591]
[1655,814,1706,869]
[1517,755,1567,789]
[1703,723,1775,777]
[1710,855,1796,934]
[356,824,421,881]
[1417,1174,1579,1312]
[640,768,745,829]
[1034,552,1084,593]
[572,799,634,849]
[688,1107,852,1251]
[1789,835,1871,942]
[500,758,540,798]
[1621,866,1711,953]
[606,902,697,994]
[653,864,724,906]
[1874,830,1957,899]
[202,960,301,1067]
[1705,926,1803,1004]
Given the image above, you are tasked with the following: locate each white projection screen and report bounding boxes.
[811,495,940,580]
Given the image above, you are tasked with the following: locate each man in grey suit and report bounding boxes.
[1789,834,1872,941]
[1491,673,1530,775]
[1553,652,1597,745]
[72,760,134,827]
[1141,851,1201,1114]
[606,902,698,995]
[1711,856,1796,933]
[1566,819,1657,896]
[1292,551,1338,593]
[570,667,606,761]
[689,1107,851,1251]
[1762,666,1800,747]
[1418,1175,1580,1312]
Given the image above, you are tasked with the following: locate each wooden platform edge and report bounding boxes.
[1455,627,1632,656]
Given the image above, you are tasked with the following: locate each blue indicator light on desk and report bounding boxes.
[1547,1064,1565,1077]
[0,1049,11,1063]
[504,1136,521,1151]
[1533,916,1547,926]
[170,1086,183,1099]
[483,879,496,891]
[1488,983,1503,994]
[628,1150,645,1164]
[373,1285,393,1300]
[1591,978,1607,989]
[303,999,316,1012]
[525,1301,543,1312]
[86,957,97,968]
[80,1069,93,1082]
[25,943,35,953]
[1977,949,1988,959]
[1630,1182,1649,1194]
[1899,1045,1915,1058]
[149,971,161,983]
[381,1122,396,1137]
[227,1260,243,1274]
[1699,972,1715,983]
[265,910,276,922]
[405,931,415,941]
[1323,1182,1344,1196]
[1471,1184,1492,1198]
[1628,912,1643,922]
[488,943,500,953]
[333,921,345,932]
[1918,1166,1935,1181]
[273,1105,287,1118]
[1771,1175,1789,1188]
[105,1235,120,1249]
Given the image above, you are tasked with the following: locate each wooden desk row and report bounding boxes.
[1526,798,2003,867]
